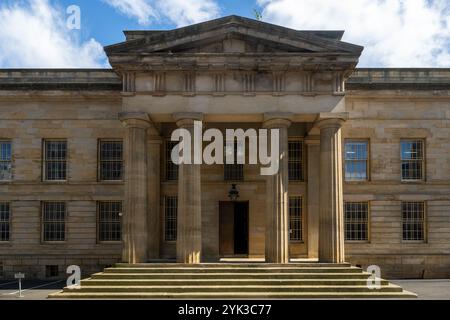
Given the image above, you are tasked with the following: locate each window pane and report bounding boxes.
[345,141,368,181]
[99,141,123,181]
[224,141,244,181]
[288,141,304,181]
[42,202,65,241]
[0,141,12,181]
[345,202,369,241]
[98,202,122,241]
[289,196,302,241]
[165,196,178,241]
[44,141,67,181]
[0,202,10,241]
[402,202,425,241]
[166,141,179,181]
[401,140,424,180]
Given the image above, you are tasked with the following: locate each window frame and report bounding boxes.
[97,139,124,182]
[0,140,12,182]
[344,139,370,182]
[97,201,122,243]
[41,201,66,243]
[401,201,427,243]
[164,196,178,242]
[164,140,179,182]
[0,202,11,243]
[288,196,304,243]
[400,139,425,182]
[288,138,305,182]
[344,201,370,243]
[42,139,68,182]
[224,139,244,182]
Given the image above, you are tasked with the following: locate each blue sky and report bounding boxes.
[0,0,449,68]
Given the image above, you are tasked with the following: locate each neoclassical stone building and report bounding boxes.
[0,16,449,279]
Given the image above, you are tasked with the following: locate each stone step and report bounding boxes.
[103,267,362,274]
[49,291,418,299]
[90,272,372,280]
[81,278,390,286]
[115,263,352,268]
[63,284,404,293]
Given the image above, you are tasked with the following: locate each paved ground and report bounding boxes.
[0,279,449,300]
[391,279,450,300]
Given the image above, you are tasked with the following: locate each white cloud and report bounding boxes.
[258,0,450,67]
[0,0,107,68]
[103,0,220,27]
[102,0,158,25]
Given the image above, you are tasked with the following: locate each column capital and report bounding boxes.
[173,112,203,128]
[263,112,293,129]
[119,111,151,128]
[315,112,348,130]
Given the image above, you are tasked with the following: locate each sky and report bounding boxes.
[0,0,449,68]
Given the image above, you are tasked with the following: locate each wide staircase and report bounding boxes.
[49,263,416,299]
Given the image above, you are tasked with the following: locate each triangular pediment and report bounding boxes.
[105,15,363,56]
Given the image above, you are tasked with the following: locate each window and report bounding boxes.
[345,140,369,181]
[401,140,424,181]
[224,141,244,181]
[43,140,67,181]
[45,265,59,278]
[0,141,12,181]
[98,201,122,242]
[402,202,425,241]
[288,140,304,181]
[289,196,303,241]
[42,202,65,242]
[99,140,123,181]
[165,141,178,181]
[0,203,10,241]
[164,196,178,241]
[344,202,369,241]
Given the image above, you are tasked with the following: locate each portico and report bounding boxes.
[107,15,362,264]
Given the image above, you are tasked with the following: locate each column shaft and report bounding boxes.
[120,112,150,263]
[264,115,291,264]
[318,119,345,263]
[306,137,320,259]
[174,113,203,264]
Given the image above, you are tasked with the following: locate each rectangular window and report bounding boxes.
[0,141,12,181]
[43,140,67,181]
[402,202,425,241]
[165,141,179,181]
[45,265,59,278]
[289,196,303,241]
[401,140,424,181]
[288,140,304,181]
[98,201,122,242]
[345,140,369,181]
[224,141,244,181]
[164,196,178,241]
[99,140,123,181]
[42,202,65,242]
[0,203,10,242]
[345,202,369,241]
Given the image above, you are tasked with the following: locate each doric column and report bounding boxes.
[173,112,203,264]
[119,112,150,263]
[317,115,346,263]
[305,136,320,259]
[263,113,292,264]
[147,130,162,260]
